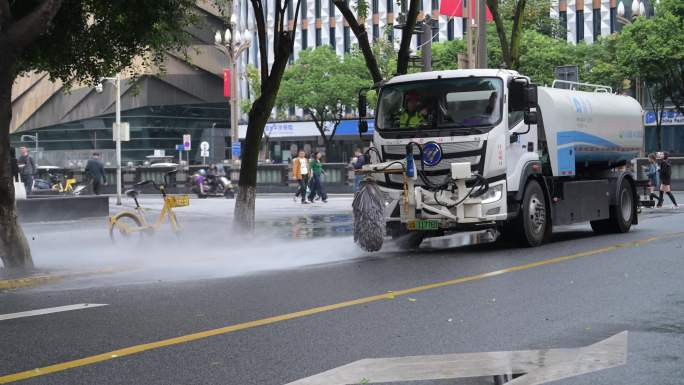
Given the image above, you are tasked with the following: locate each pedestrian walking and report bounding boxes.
[308,151,328,203]
[657,152,678,208]
[292,150,310,204]
[352,148,365,193]
[646,153,660,202]
[17,146,36,194]
[84,152,107,195]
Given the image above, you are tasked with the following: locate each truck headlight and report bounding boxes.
[480,184,503,204]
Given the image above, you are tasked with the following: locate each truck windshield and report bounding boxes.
[376,77,503,132]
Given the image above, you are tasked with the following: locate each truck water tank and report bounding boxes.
[537,87,643,176]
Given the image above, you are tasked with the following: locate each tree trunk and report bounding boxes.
[333,0,383,83]
[485,0,511,68]
[0,48,33,271]
[396,0,420,75]
[509,0,528,70]
[234,32,293,231]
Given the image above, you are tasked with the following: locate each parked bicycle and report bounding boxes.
[52,173,86,195]
[108,171,189,242]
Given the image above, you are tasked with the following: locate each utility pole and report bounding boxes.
[115,73,121,205]
[421,14,433,72]
[460,0,487,69]
[477,0,487,68]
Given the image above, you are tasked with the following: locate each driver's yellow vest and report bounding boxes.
[399,111,424,127]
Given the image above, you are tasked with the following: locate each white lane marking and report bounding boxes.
[0,303,108,321]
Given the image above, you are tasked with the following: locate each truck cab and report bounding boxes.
[358,69,643,250]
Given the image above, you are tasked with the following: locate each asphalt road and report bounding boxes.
[1,196,684,385]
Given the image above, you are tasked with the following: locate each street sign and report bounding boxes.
[182,134,191,151]
[554,65,579,89]
[286,331,628,385]
[200,150,209,158]
[112,122,130,141]
[153,149,165,157]
[231,142,241,158]
[175,144,184,151]
[200,141,210,151]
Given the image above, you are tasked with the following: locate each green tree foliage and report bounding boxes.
[278,46,371,150]
[0,0,204,269]
[431,39,466,71]
[616,1,684,149]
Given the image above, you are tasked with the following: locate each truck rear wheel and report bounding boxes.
[515,180,548,247]
[590,178,634,234]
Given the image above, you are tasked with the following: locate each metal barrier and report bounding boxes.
[31,162,355,194]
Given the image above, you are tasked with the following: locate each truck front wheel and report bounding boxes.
[515,180,548,247]
[590,178,634,234]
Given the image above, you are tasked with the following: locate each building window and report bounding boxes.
[289,105,296,116]
[287,0,293,20]
[610,7,616,33]
[463,18,468,36]
[316,28,322,46]
[373,24,379,42]
[432,0,439,11]
[344,26,351,52]
[315,0,321,18]
[576,10,584,42]
[559,10,567,37]
[418,0,423,11]
[447,18,454,40]
[302,30,308,49]
[386,0,393,12]
[388,24,394,40]
[372,0,378,13]
[301,0,307,19]
[593,8,601,40]
[330,27,336,48]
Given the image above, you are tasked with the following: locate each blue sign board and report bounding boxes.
[175,144,184,151]
[231,142,241,158]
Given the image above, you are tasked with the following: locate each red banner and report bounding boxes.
[223,68,231,98]
[439,0,493,22]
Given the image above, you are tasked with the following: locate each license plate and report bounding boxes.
[407,220,440,231]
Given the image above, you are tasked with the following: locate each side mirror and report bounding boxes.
[525,84,538,108]
[524,110,538,125]
[359,120,368,134]
[358,91,367,118]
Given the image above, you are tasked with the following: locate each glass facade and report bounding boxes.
[10,104,229,165]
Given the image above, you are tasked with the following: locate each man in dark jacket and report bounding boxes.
[85,152,106,195]
[17,147,36,194]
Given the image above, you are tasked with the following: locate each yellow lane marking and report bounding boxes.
[1,231,683,384]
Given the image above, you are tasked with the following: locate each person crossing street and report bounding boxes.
[292,150,310,204]
[308,151,328,203]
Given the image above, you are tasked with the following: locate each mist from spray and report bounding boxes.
[22,197,365,289]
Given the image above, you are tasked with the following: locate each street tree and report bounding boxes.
[277,46,370,155]
[617,5,684,149]
[234,0,302,230]
[0,0,202,270]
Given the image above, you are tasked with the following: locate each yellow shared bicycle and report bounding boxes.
[108,171,189,241]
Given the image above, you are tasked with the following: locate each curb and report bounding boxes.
[0,267,124,291]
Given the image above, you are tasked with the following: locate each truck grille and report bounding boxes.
[379,141,486,189]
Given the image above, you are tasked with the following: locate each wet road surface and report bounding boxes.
[2,195,684,385]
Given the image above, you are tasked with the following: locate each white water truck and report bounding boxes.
[353,69,644,251]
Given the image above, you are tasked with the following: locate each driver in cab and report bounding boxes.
[398,91,429,128]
